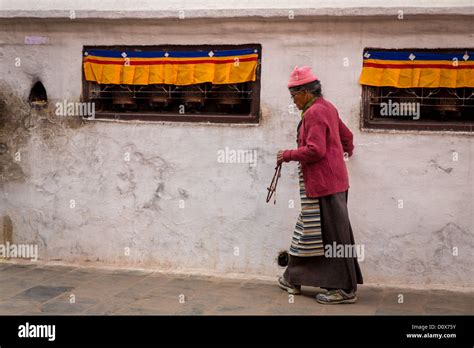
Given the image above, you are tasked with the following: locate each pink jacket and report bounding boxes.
[282,97,354,198]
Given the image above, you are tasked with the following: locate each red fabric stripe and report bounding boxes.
[363,62,474,70]
[84,57,257,65]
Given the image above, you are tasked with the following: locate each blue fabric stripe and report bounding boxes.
[364,50,473,61]
[86,48,257,58]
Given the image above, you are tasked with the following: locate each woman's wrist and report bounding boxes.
[282,150,292,162]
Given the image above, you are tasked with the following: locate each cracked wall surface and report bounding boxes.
[0,16,473,288]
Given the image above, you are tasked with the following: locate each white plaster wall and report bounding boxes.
[0,15,473,288]
[2,0,473,18]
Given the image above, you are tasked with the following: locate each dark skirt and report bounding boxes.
[283,190,364,291]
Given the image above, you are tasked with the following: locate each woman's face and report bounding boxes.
[291,89,309,111]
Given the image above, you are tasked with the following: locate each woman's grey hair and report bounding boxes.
[289,80,323,98]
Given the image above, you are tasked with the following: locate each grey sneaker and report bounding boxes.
[278,276,301,295]
[316,289,357,304]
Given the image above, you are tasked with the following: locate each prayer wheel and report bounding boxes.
[112,85,135,109]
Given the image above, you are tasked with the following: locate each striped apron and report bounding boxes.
[289,163,325,257]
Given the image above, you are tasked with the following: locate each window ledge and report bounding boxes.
[83,116,261,127]
[360,126,474,137]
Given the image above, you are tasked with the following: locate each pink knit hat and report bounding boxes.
[288,66,318,88]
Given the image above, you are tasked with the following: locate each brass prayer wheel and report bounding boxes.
[214,84,242,105]
[181,85,205,107]
[149,85,171,108]
[112,85,135,109]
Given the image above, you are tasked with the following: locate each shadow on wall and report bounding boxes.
[0,80,30,183]
[1,214,13,246]
[0,79,88,185]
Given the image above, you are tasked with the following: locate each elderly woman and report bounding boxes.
[276,66,363,304]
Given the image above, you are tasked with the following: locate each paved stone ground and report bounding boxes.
[0,263,472,315]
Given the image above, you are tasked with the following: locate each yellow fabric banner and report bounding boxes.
[83,48,258,85]
[359,51,474,88]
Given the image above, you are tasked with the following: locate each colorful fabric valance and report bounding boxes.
[83,48,258,85]
[359,50,474,88]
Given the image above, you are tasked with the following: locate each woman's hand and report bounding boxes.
[276,150,285,165]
